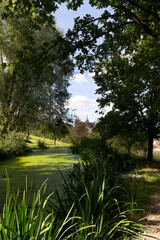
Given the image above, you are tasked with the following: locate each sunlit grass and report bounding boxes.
[153,150,160,162]
[141,172,160,183]
[135,167,160,184]
[27,135,71,149]
[121,165,160,221]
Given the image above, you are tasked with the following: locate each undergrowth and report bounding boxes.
[0,132,29,160]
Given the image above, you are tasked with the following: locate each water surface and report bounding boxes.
[0,148,79,208]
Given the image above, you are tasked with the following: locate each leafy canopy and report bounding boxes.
[39,1,155,71]
[0,1,74,135]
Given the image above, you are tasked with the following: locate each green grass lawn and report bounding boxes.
[153,150,160,162]
[27,135,71,149]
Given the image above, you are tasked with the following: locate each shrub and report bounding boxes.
[61,135,72,144]
[37,139,48,149]
[0,132,29,160]
[71,137,145,173]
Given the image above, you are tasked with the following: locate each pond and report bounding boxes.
[0,148,79,209]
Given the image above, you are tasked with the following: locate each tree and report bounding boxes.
[62,1,160,68]
[94,54,160,161]
[69,119,88,144]
[63,0,159,162]
[95,111,148,154]
[2,1,160,66]
[0,3,73,135]
[0,0,59,31]
[57,0,160,162]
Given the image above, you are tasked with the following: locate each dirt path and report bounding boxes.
[140,168,160,240]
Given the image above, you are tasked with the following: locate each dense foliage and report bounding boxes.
[0,1,157,238]
[0,132,29,160]
[94,51,160,162]
[0,1,73,138]
[71,137,145,173]
[69,119,88,144]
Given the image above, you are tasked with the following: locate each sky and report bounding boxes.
[55,2,108,123]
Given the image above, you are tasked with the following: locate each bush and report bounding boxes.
[37,139,48,149]
[0,132,29,160]
[61,135,72,144]
[71,137,145,173]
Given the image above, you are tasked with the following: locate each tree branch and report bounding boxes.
[127,0,160,22]
[116,5,159,38]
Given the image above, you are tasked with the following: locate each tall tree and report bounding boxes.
[94,54,160,161]
[59,0,160,161]
[0,3,73,135]
[70,119,88,144]
[63,0,160,68]
[94,111,148,154]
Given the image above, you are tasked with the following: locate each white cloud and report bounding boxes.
[68,96,99,122]
[88,72,95,78]
[68,96,113,122]
[103,104,113,113]
[70,73,88,84]
[69,96,97,110]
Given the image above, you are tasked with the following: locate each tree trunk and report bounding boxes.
[27,129,30,140]
[127,142,132,154]
[147,127,154,162]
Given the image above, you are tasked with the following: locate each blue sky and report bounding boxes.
[55,3,107,122]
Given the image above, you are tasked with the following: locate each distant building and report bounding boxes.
[75,117,95,131]
[84,118,95,131]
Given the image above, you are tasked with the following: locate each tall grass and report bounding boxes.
[0,178,142,239]
[48,137,144,239]
[50,176,142,239]
[121,177,149,221]
[0,177,92,240]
